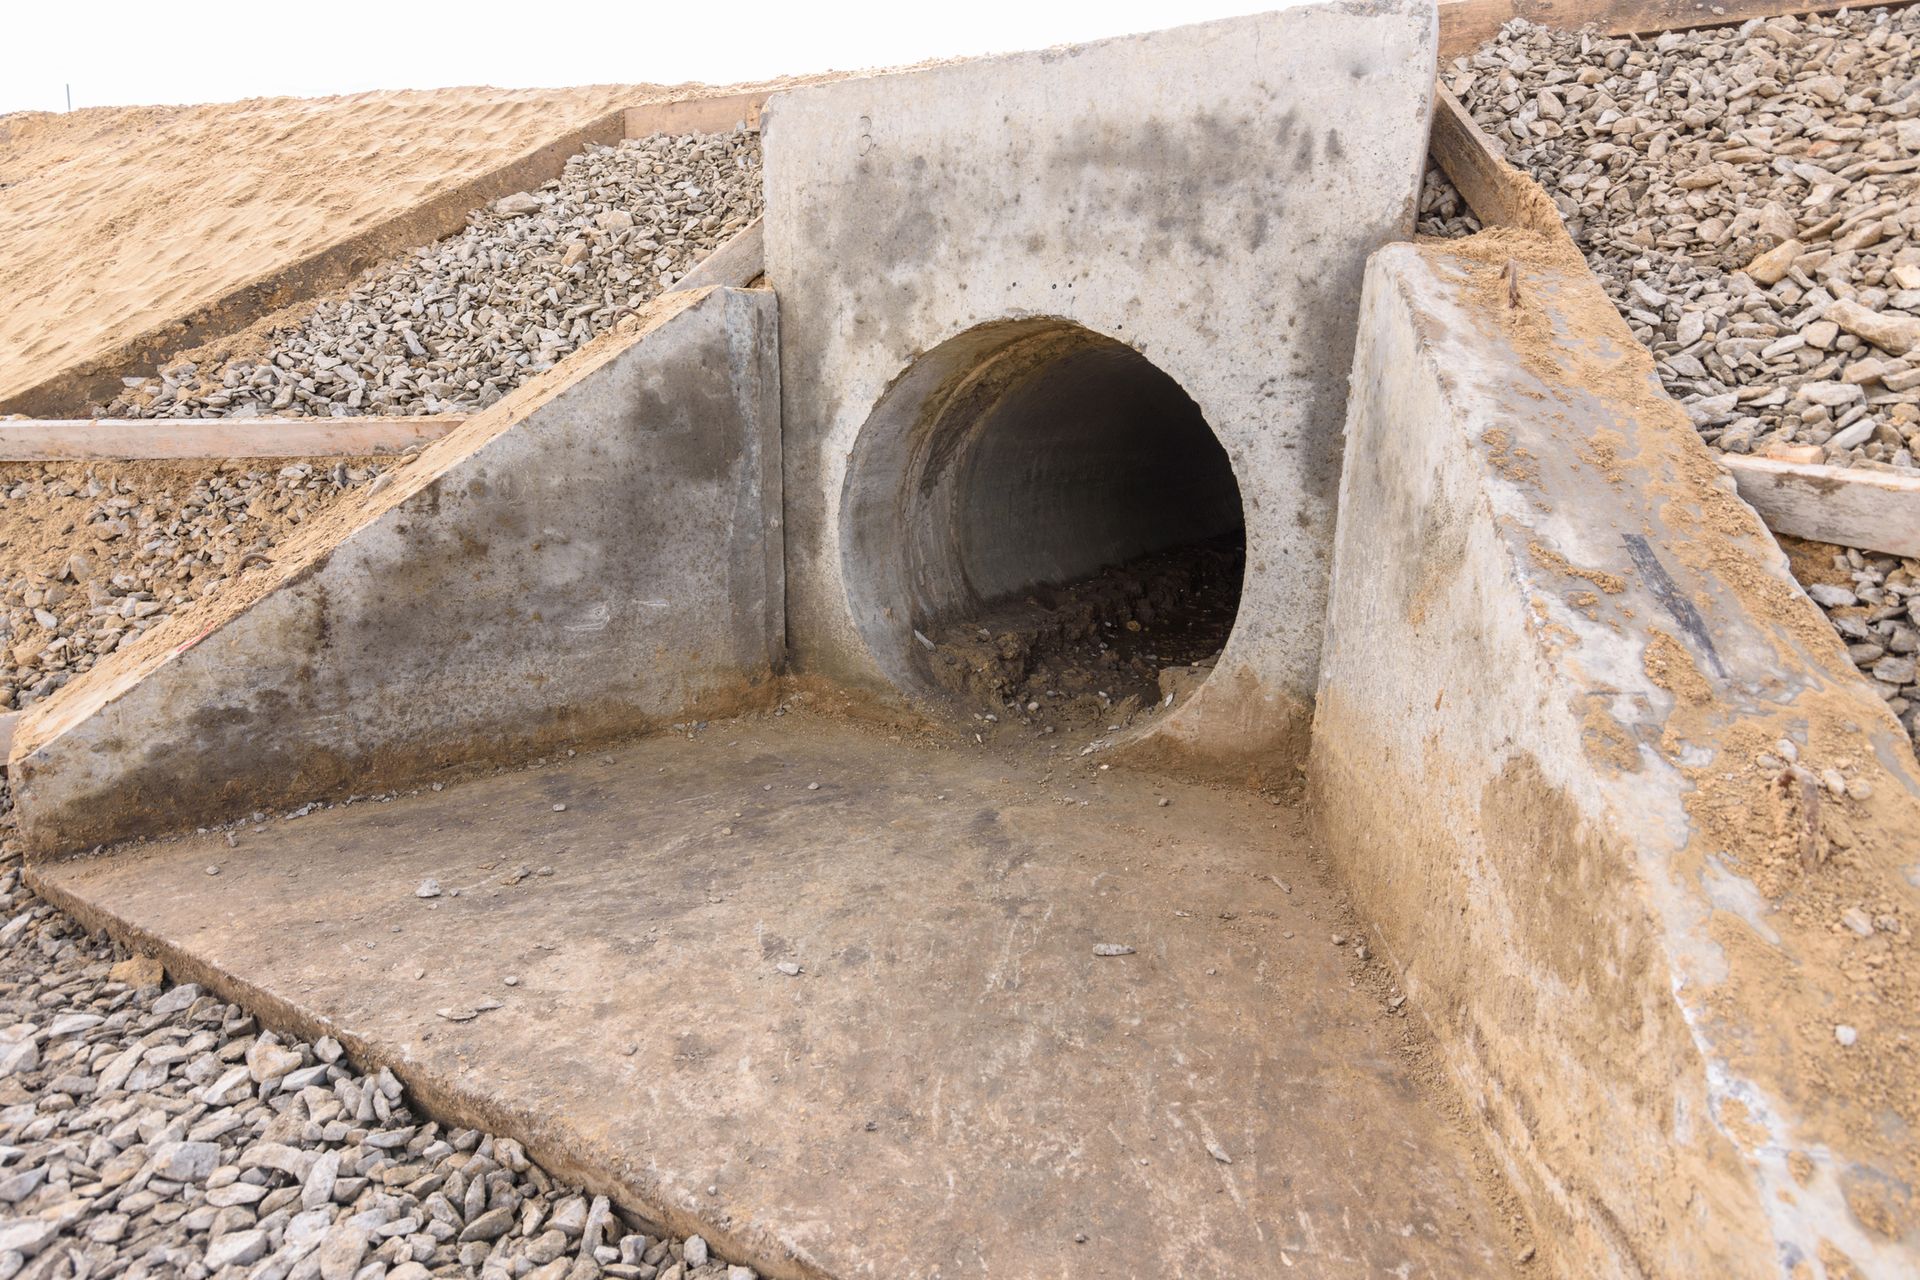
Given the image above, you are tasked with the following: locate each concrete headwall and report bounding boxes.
[11,286,783,855]
[763,1,1436,773]
[1313,234,1920,1276]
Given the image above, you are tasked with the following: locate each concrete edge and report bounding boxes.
[624,91,764,138]
[1721,453,1920,557]
[1313,230,1920,1275]
[0,214,761,467]
[0,417,464,462]
[673,219,764,294]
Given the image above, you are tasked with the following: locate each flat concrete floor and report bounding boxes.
[34,713,1517,1278]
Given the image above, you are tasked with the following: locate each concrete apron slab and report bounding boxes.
[764,1,1436,779]
[31,714,1519,1279]
[1314,234,1920,1275]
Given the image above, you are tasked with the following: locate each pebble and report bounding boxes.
[1836,1024,1859,1047]
[415,878,442,899]
[1091,943,1135,956]
[774,961,802,977]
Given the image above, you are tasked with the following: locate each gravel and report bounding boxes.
[1415,163,1482,239]
[0,845,757,1280]
[1436,8,1920,472]
[104,130,763,421]
[0,461,398,714]
[1797,542,1920,743]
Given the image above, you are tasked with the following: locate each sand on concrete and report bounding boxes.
[0,86,657,405]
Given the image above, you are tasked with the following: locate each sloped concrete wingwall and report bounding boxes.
[764,1,1436,774]
[11,286,783,855]
[1313,236,1920,1276]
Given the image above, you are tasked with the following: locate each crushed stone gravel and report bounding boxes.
[104,130,762,421]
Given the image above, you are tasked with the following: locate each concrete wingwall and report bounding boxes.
[763,1,1437,776]
[10,286,783,855]
[1313,234,1920,1276]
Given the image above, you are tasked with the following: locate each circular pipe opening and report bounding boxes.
[842,318,1245,732]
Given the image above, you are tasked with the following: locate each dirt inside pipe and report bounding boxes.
[920,532,1244,735]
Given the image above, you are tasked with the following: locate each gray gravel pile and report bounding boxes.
[1800,544,1920,739]
[0,461,398,714]
[0,848,754,1280]
[105,131,762,420]
[1442,9,1920,472]
[1415,163,1482,238]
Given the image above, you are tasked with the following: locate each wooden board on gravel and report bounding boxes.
[1722,455,1920,558]
[0,418,461,462]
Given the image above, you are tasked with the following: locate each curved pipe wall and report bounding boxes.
[840,319,1243,706]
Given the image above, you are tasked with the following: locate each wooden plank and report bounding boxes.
[1438,0,1920,57]
[0,417,462,462]
[0,110,629,420]
[1429,84,1570,238]
[625,91,764,138]
[1722,455,1920,557]
[669,218,764,294]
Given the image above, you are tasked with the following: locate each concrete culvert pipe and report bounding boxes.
[840,318,1246,731]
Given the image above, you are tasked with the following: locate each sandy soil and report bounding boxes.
[0,86,657,404]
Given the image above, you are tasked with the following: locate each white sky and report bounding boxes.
[3,0,1296,116]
